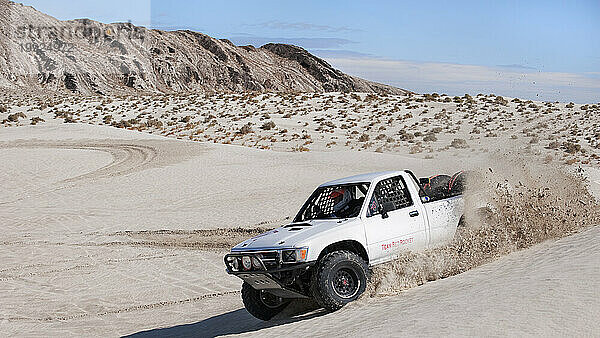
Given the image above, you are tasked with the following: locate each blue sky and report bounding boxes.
[20,0,600,102]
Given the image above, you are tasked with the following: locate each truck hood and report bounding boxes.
[231,219,354,251]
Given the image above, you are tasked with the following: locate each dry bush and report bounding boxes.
[292,145,310,152]
[450,138,469,148]
[409,144,423,154]
[562,141,581,154]
[238,123,253,134]
[30,116,45,125]
[260,121,276,130]
[423,134,438,142]
[7,112,26,122]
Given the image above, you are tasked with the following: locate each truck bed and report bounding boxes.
[423,195,464,246]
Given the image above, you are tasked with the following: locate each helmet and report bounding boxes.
[330,188,352,213]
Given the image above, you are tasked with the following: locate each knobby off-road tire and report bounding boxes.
[241,282,290,321]
[310,250,369,312]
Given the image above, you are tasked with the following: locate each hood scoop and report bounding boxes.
[287,227,304,231]
[284,222,311,228]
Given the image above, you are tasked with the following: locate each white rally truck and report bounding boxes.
[224,170,466,320]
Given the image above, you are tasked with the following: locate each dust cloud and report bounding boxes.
[367,155,600,296]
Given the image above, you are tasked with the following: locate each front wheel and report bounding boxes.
[310,250,368,312]
[241,282,290,321]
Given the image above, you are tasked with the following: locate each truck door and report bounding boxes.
[363,175,427,264]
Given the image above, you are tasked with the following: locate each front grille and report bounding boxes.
[256,251,280,270]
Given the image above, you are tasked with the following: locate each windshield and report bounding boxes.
[295,183,370,222]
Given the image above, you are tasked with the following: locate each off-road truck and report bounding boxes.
[224,170,465,320]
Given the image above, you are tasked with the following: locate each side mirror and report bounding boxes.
[380,206,388,219]
[380,202,394,219]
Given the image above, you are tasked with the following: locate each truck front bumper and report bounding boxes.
[224,252,314,298]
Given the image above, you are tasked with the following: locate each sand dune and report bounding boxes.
[0,124,458,336]
[130,225,600,337]
[0,113,598,336]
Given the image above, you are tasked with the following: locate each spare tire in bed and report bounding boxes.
[421,175,452,201]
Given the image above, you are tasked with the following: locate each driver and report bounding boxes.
[330,188,352,216]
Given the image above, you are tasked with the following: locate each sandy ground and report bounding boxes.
[2,92,599,166]
[0,124,461,336]
[0,106,599,336]
[131,225,600,337]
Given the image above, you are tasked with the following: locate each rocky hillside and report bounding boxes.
[0,0,407,96]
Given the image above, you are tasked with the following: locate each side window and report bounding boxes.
[367,176,413,217]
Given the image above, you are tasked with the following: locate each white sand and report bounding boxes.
[0,121,598,336]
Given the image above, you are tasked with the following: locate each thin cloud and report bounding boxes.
[245,20,358,33]
[496,64,538,71]
[310,49,374,58]
[325,57,600,103]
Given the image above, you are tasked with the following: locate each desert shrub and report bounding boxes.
[562,141,581,154]
[7,112,26,122]
[398,130,414,141]
[409,144,423,154]
[147,118,163,128]
[64,115,77,123]
[30,116,45,125]
[423,134,437,142]
[111,119,132,128]
[292,145,310,152]
[0,104,7,113]
[358,133,370,142]
[320,121,336,129]
[239,123,253,134]
[450,138,469,149]
[203,115,216,123]
[260,121,276,130]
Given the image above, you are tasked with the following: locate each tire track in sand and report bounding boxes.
[2,291,240,322]
[0,140,202,205]
[0,253,178,282]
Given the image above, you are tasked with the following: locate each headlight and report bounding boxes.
[225,256,240,271]
[242,256,252,270]
[282,247,308,263]
[251,256,262,269]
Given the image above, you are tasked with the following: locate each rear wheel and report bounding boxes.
[310,250,368,312]
[454,215,467,240]
[241,282,290,321]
